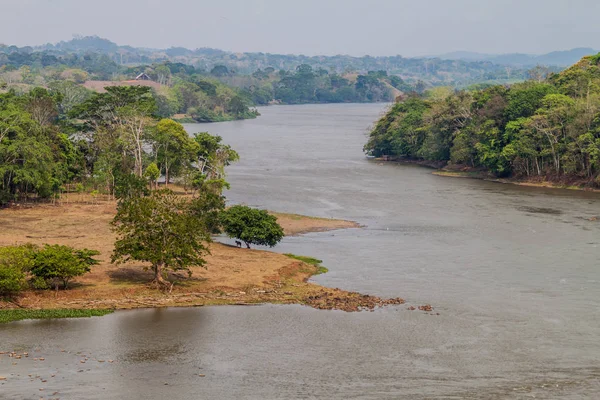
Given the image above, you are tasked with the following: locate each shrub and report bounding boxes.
[31,245,99,290]
[0,245,37,297]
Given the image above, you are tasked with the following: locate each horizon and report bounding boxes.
[4,34,598,60]
[2,0,599,58]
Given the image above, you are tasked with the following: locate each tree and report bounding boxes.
[193,132,239,181]
[70,85,157,178]
[144,162,160,189]
[111,189,211,288]
[31,244,99,290]
[152,119,198,185]
[0,92,65,204]
[220,205,284,248]
[210,65,229,77]
[154,65,171,85]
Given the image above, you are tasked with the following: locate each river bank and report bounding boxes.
[0,193,408,318]
[373,157,600,192]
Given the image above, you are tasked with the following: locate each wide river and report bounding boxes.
[2,104,600,399]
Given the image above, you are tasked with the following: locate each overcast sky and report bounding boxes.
[2,0,599,57]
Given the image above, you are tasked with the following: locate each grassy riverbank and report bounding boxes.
[0,309,114,324]
[0,193,405,316]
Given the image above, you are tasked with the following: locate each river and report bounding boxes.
[2,103,599,399]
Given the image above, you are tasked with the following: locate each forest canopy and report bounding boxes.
[364,54,600,186]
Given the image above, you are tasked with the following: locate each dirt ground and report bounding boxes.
[0,195,406,312]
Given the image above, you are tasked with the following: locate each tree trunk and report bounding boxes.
[153,262,168,287]
[165,165,170,187]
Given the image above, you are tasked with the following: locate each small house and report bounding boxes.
[135,73,151,81]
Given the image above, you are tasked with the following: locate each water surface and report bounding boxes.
[2,104,599,399]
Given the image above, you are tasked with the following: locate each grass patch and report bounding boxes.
[273,212,328,221]
[284,254,329,275]
[0,308,114,324]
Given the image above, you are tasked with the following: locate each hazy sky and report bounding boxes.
[2,0,599,57]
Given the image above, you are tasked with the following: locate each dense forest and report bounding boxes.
[0,50,259,123]
[222,67,409,105]
[0,84,239,206]
[364,54,600,187]
[2,35,566,91]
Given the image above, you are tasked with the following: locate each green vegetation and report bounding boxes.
[0,83,243,206]
[221,205,285,248]
[2,35,565,111]
[0,38,259,123]
[0,245,36,296]
[365,54,600,186]
[0,308,113,324]
[239,66,399,104]
[0,244,97,295]
[31,245,99,290]
[284,254,328,275]
[111,189,214,288]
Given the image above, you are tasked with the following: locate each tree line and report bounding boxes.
[231,66,410,105]
[9,35,538,86]
[364,54,600,185]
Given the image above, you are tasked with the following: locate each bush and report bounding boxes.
[31,245,99,290]
[220,205,284,248]
[0,245,37,297]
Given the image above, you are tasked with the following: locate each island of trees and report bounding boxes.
[364,54,600,187]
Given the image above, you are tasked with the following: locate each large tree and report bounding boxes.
[70,85,157,178]
[220,205,284,248]
[111,189,213,288]
[152,119,198,185]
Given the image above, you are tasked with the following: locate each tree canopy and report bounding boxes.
[364,53,600,185]
[111,189,213,287]
[220,205,284,248]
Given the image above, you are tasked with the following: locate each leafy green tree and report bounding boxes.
[70,85,157,177]
[0,92,65,204]
[210,65,229,77]
[188,177,227,234]
[193,132,239,181]
[31,245,99,290]
[153,119,198,185]
[220,205,284,248]
[111,189,211,288]
[504,82,557,121]
[144,162,160,189]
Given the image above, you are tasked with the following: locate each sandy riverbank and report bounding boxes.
[371,157,600,192]
[432,169,600,192]
[0,194,407,313]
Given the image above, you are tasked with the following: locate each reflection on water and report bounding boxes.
[2,104,600,399]
[517,205,564,215]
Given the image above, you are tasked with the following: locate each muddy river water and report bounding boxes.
[2,103,600,399]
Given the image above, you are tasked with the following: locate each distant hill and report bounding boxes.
[5,35,596,88]
[434,48,599,67]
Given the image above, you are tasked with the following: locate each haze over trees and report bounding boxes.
[364,53,600,186]
[2,35,582,104]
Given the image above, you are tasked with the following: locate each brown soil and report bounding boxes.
[0,194,402,313]
[433,167,600,192]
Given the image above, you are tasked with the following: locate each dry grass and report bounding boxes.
[0,195,401,312]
